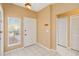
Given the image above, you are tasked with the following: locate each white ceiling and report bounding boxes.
[14,3,50,12]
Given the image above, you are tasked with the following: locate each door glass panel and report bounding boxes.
[8,17,21,47]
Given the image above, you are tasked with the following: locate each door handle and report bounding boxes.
[25,34,27,36]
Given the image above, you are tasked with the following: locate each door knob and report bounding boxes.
[25,34,27,36]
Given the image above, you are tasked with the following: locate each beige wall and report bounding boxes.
[2,3,37,52]
[37,3,79,49]
[2,3,79,51]
[53,3,79,15]
[37,6,51,48]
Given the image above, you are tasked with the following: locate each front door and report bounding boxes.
[24,17,36,47]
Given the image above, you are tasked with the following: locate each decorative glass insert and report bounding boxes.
[8,17,21,46]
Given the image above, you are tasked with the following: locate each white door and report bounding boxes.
[23,17,36,47]
[56,17,68,47]
[70,15,79,51]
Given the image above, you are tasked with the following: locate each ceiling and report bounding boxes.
[14,3,50,12]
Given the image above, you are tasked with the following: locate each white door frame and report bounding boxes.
[0,4,4,56]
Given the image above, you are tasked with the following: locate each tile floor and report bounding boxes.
[5,44,79,56]
[56,45,79,56]
[0,50,1,56]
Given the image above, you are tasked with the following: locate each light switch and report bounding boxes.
[46,29,49,32]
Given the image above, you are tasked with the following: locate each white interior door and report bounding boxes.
[23,17,36,47]
[56,17,68,47]
[70,15,79,51]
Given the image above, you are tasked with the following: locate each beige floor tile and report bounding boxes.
[5,44,79,56]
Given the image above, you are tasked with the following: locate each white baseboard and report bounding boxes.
[36,43,56,52]
[67,47,71,50]
[24,43,36,48]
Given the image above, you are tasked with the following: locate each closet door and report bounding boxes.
[56,17,68,47]
[70,15,79,51]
